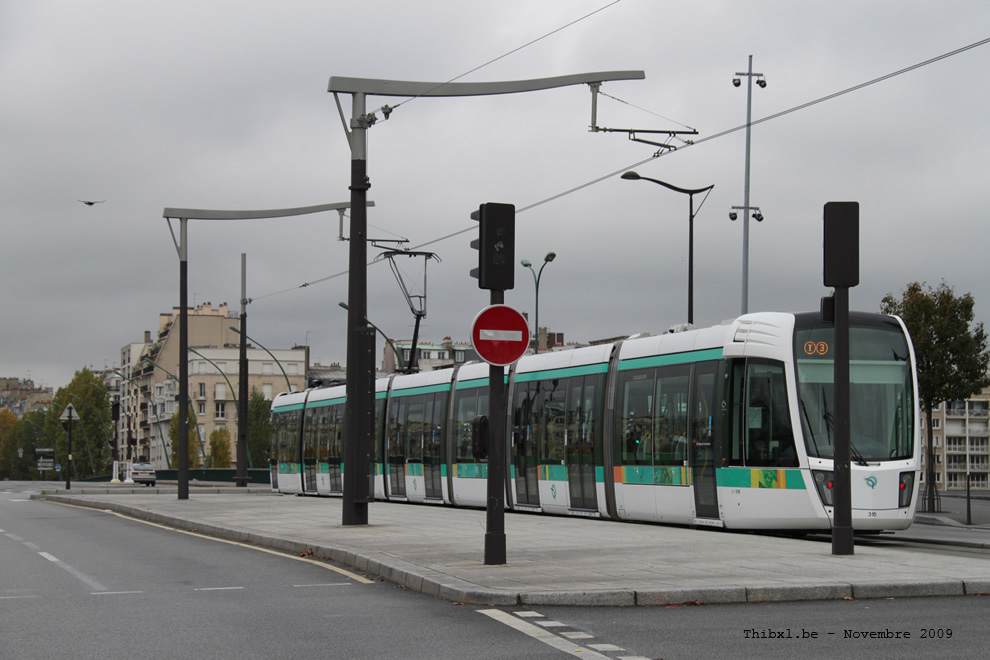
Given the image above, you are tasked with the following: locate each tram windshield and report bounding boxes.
[794,316,915,462]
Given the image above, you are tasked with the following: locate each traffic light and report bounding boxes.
[470,202,515,291]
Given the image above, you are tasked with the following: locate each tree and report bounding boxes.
[248,388,272,470]
[46,368,114,480]
[880,281,990,511]
[209,427,232,468]
[169,405,202,469]
[0,408,19,479]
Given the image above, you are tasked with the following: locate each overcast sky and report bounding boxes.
[3,1,989,391]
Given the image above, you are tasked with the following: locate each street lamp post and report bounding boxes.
[520,252,556,352]
[731,55,767,315]
[621,171,714,325]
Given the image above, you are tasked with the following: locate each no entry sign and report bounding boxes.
[471,304,530,366]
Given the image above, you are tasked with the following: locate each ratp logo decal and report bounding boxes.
[865,476,877,489]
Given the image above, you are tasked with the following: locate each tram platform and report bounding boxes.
[36,486,990,607]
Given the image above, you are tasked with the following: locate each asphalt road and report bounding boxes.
[4,481,989,659]
[0,486,564,659]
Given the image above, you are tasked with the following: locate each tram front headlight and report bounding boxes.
[898,471,915,508]
[813,470,834,507]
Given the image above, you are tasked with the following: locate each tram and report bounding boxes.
[270,311,920,531]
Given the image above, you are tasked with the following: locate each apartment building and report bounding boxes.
[923,387,990,492]
[115,303,307,469]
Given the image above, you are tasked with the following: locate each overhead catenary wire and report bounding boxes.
[371,1,624,118]
[252,35,990,302]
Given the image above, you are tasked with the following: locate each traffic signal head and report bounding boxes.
[470,202,515,291]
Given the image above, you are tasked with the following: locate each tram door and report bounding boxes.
[386,397,408,498]
[691,362,719,519]
[565,375,599,511]
[421,392,444,500]
[302,408,319,493]
[326,404,343,493]
[512,381,541,506]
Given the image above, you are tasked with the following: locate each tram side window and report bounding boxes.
[543,379,567,465]
[400,396,425,463]
[654,365,690,466]
[565,375,600,460]
[512,381,540,462]
[728,359,797,467]
[311,408,326,464]
[328,404,344,461]
[692,362,717,448]
[274,409,301,463]
[454,388,488,463]
[617,369,655,466]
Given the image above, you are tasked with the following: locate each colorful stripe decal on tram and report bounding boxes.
[613,465,690,485]
[716,468,807,489]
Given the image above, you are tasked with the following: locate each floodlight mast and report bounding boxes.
[328,71,645,538]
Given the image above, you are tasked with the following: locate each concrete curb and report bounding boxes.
[36,494,990,607]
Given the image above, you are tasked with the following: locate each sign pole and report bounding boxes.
[485,290,507,565]
[823,201,859,556]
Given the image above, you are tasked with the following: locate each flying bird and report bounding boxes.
[78,199,105,206]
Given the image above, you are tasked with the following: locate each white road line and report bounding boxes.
[0,595,38,600]
[36,552,108,592]
[476,609,611,660]
[194,587,245,591]
[561,632,595,640]
[293,583,352,588]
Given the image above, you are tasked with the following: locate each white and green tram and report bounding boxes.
[270,311,920,531]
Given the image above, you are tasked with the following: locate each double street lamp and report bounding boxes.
[520,252,556,353]
[621,171,714,325]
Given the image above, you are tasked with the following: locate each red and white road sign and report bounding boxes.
[471,304,530,366]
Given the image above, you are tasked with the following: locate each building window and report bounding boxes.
[198,403,205,415]
[288,363,298,375]
[263,363,273,375]
[262,384,273,399]
[455,351,465,362]
[216,403,226,419]
[215,383,226,400]
[198,383,206,398]
[198,362,207,374]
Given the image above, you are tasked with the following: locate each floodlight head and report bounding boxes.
[733,78,741,87]
[621,171,641,180]
[757,78,767,88]
[729,212,738,221]
[753,212,764,222]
